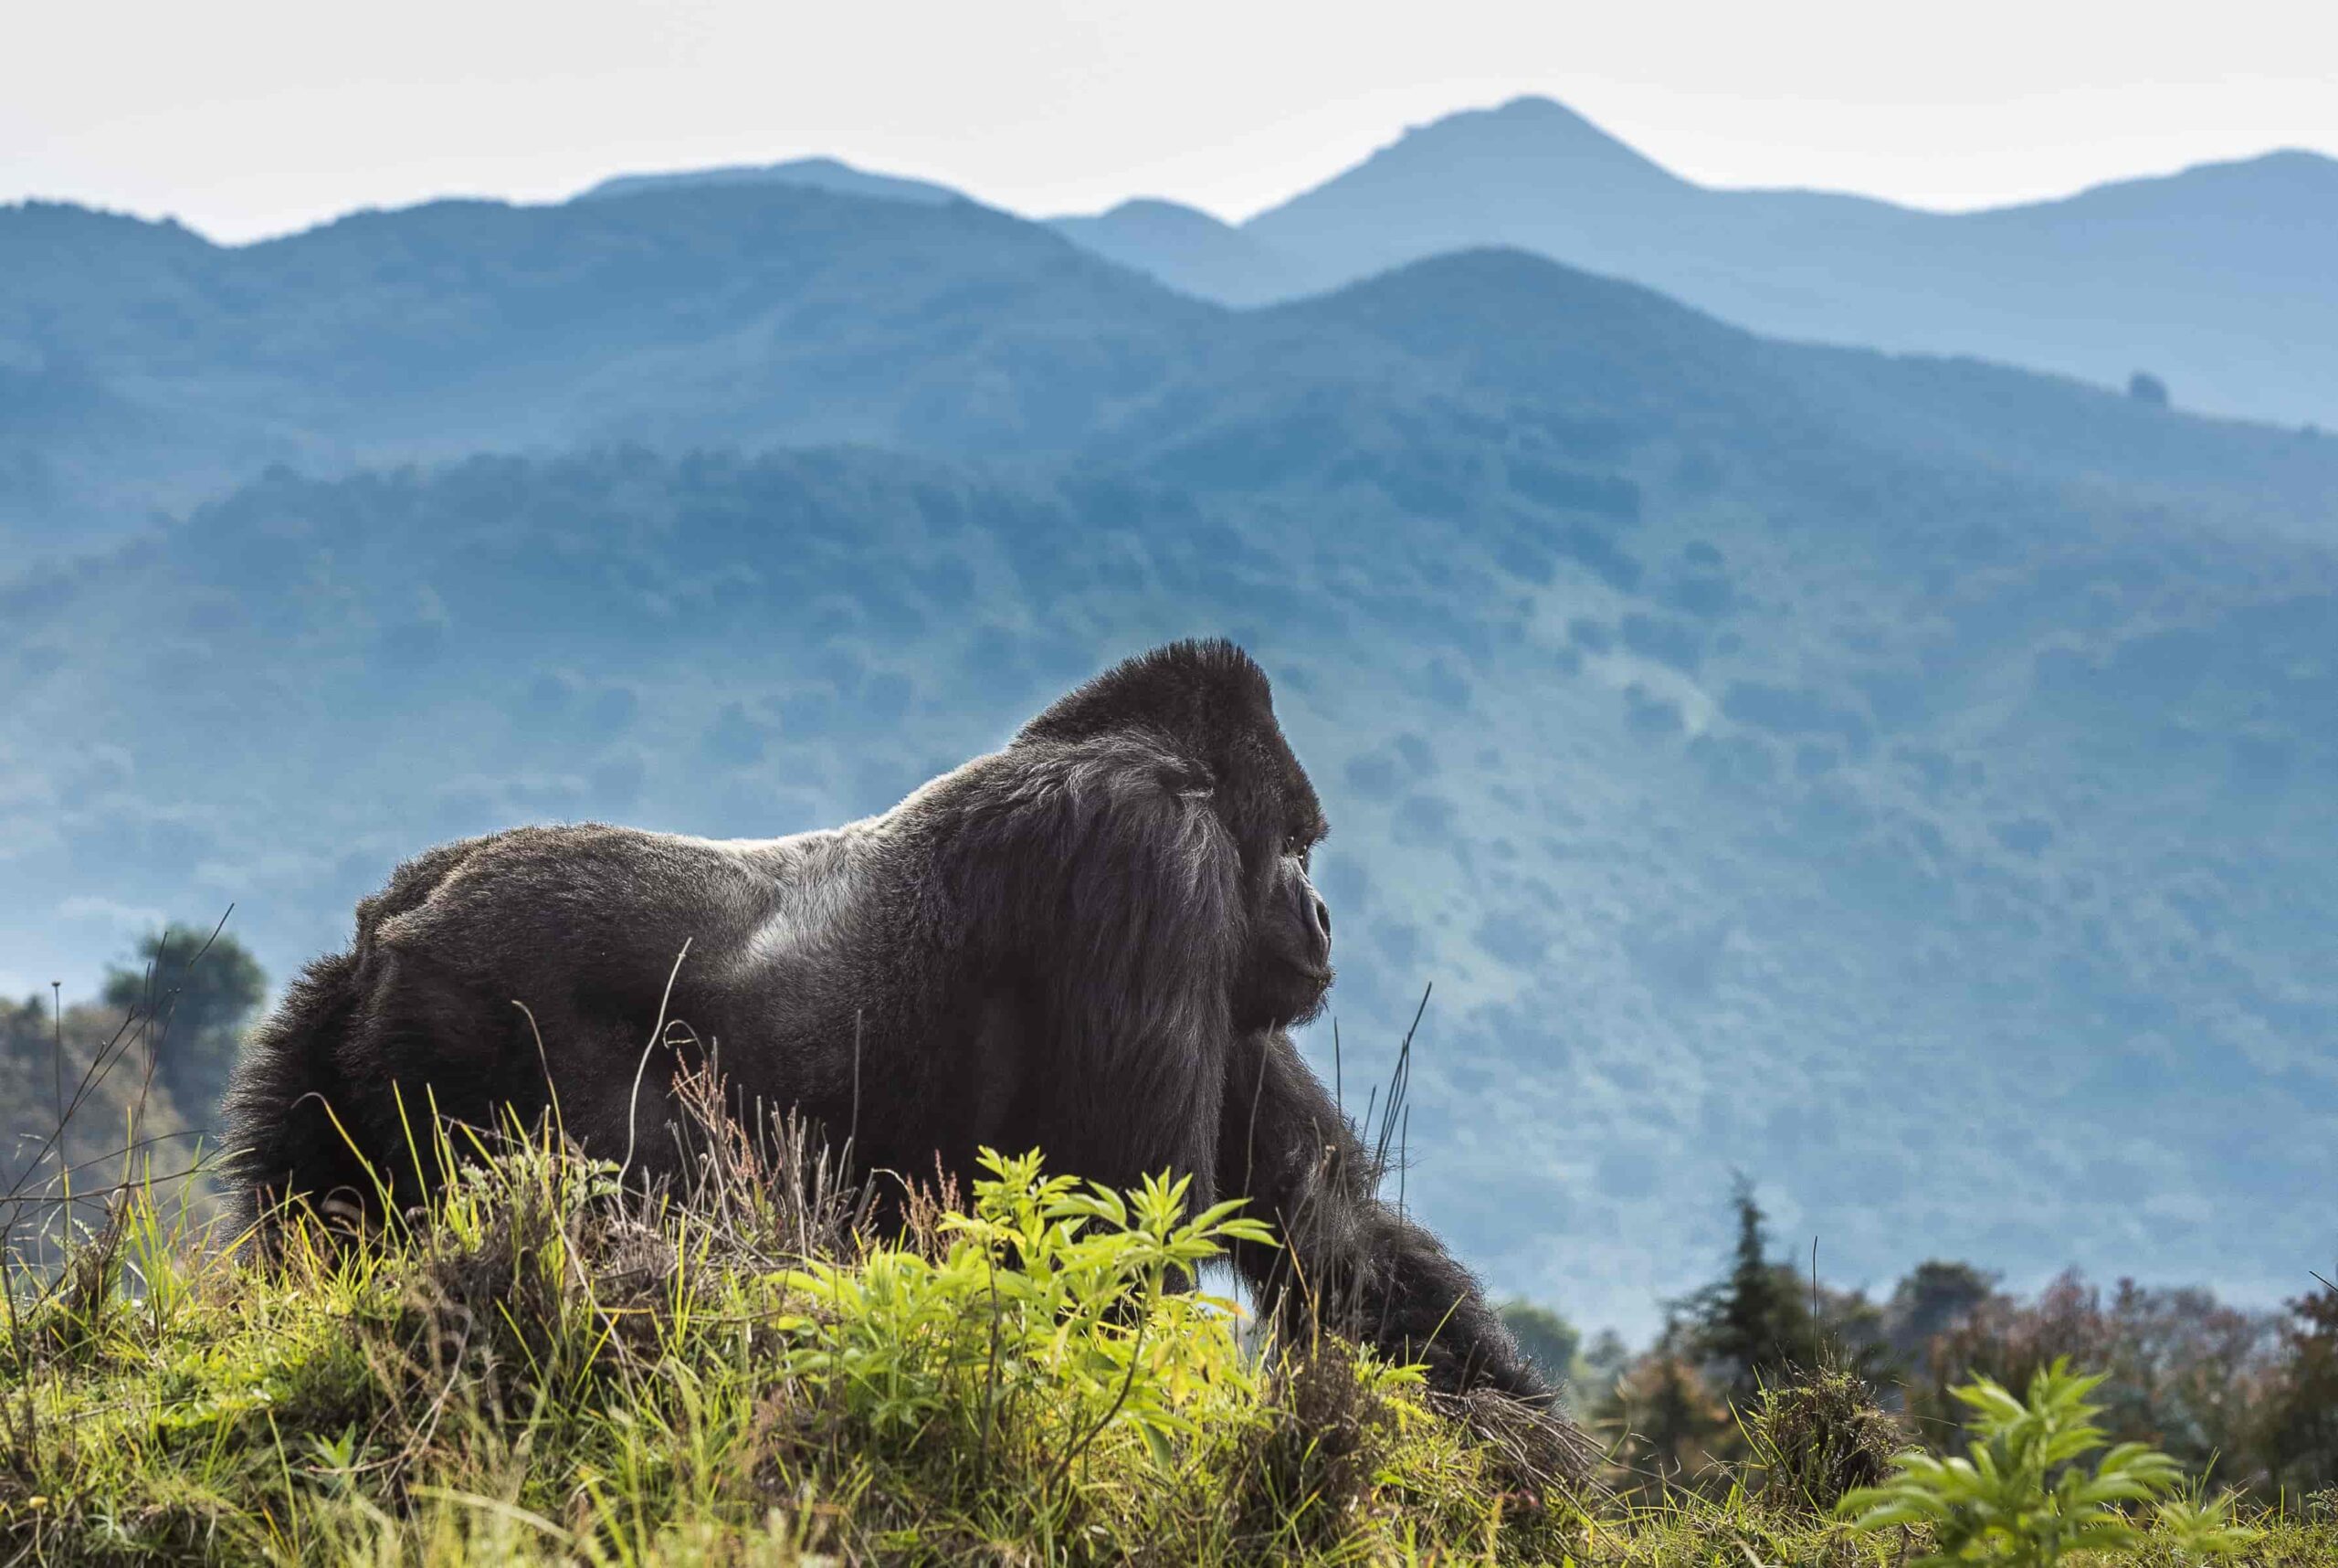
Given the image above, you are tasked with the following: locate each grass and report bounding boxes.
[4,1074,2333,1565]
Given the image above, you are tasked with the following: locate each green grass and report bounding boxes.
[4,1101,2331,1566]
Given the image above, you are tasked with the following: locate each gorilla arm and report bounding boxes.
[1219,1028,1548,1401]
[941,732,1251,1192]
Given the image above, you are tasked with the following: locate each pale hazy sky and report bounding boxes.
[6,0,2334,245]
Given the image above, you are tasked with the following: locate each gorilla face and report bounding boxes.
[1235,847,1333,1029]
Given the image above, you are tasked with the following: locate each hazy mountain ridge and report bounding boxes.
[580,154,965,207]
[5,197,2334,1328]
[0,183,1216,550]
[12,102,2335,553]
[1048,198,1308,306]
[1094,97,2338,427]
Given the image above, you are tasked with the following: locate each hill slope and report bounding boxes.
[1048,198,1308,305]
[0,184,1210,550]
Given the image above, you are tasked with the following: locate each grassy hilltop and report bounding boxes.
[4,1094,2333,1567]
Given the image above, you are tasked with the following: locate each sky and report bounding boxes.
[6,0,2335,245]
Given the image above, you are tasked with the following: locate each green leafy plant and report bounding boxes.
[1838,1357,2258,1565]
[777,1147,1275,1479]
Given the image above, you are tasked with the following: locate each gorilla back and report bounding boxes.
[224,639,1551,1402]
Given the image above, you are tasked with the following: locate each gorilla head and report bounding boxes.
[1016,641,1332,1031]
[224,638,1553,1407]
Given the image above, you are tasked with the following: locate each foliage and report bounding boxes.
[2255,1279,2338,1497]
[100,923,266,1123]
[1680,1175,1812,1401]
[1887,1261,2000,1360]
[1581,1174,2334,1521]
[1743,1364,1904,1515]
[1498,1299,1583,1388]
[1598,1337,1735,1493]
[0,1104,1577,1565]
[1908,1269,2286,1490]
[1838,1359,2257,1567]
[774,1148,1272,1472]
[1,992,209,1267]
[2,1118,2322,1564]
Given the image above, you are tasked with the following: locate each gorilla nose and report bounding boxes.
[1310,893,1332,953]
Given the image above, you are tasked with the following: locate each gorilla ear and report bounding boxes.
[1015,639,1274,751]
[1157,756,1216,801]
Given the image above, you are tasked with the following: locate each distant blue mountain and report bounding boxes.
[3,179,2335,1332]
[581,154,966,207]
[563,103,2338,426]
[1047,198,1308,305]
[1063,96,2337,429]
[0,184,1201,550]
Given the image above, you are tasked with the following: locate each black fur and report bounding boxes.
[222,639,1546,1398]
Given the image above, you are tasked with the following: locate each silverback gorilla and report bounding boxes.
[223,640,1545,1398]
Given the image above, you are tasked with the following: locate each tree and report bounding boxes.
[1686,1174,1810,1401]
[1499,1298,1583,1385]
[2256,1279,2338,1497]
[2127,371,2170,407]
[101,924,266,1124]
[1887,1259,2000,1365]
[1597,1324,1735,1494]
[2094,1279,2277,1477]
[1580,1328,1633,1392]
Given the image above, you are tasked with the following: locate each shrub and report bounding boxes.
[1838,1358,2257,1566]
[774,1147,1272,1485]
[1743,1363,1902,1514]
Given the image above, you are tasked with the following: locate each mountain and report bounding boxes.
[1057,97,2338,429]
[0,184,1209,552]
[1048,198,1312,305]
[5,183,2335,1332]
[580,154,966,206]
[218,96,2338,429]
[22,99,2323,548]
[1247,97,1697,281]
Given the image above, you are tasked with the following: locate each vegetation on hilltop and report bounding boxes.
[4,1053,2330,1568]
[1534,1184,2338,1505]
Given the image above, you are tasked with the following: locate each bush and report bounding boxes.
[774,1147,1271,1480]
[1743,1363,1902,1515]
[1838,1358,2257,1566]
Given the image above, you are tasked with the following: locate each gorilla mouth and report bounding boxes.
[1277,953,1333,984]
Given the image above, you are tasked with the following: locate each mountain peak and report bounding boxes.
[1048,197,1295,305]
[578,155,964,208]
[1094,196,1230,228]
[1482,93,1625,130]
[1237,96,1689,289]
[1372,95,1680,185]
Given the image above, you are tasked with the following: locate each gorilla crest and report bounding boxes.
[223,638,1546,1398]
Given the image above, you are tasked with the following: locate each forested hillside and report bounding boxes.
[5,185,2335,1330]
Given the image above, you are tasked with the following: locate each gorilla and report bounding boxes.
[223,639,1545,1399]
